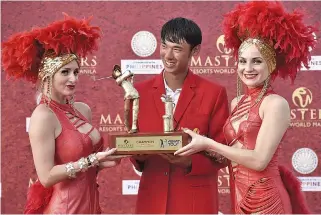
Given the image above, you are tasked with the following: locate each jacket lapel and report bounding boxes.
[173,71,196,129]
[151,70,197,130]
[152,72,166,119]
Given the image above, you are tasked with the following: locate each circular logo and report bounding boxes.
[292,87,312,108]
[131,31,157,57]
[292,148,318,174]
[216,35,232,55]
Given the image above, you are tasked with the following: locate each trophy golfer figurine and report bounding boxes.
[112,65,139,133]
[161,94,174,132]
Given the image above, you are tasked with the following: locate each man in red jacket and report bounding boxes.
[130,17,229,214]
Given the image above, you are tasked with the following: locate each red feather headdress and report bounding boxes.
[2,13,101,83]
[223,1,318,82]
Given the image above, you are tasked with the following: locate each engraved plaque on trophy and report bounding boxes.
[108,132,189,155]
[105,65,189,155]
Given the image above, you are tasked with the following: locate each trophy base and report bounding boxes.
[108,131,189,155]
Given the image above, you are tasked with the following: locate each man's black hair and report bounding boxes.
[161,17,202,50]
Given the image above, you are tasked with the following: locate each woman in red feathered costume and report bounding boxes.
[2,14,121,214]
[175,1,318,214]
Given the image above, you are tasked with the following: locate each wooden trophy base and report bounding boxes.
[108,131,189,155]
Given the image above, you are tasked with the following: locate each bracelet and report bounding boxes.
[87,153,99,167]
[65,162,77,179]
[65,154,99,179]
[77,157,89,172]
[86,156,92,166]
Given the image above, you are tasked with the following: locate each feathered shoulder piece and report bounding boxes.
[223,1,318,82]
[2,13,101,83]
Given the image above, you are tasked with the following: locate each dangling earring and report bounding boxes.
[236,75,243,103]
[37,81,45,104]
[39,81,44,94]
[45,77,52,105]
[235,75,244,115]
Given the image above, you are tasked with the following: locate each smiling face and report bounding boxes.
[237,44,270,88]
[160,17,202,75]
[51,60,79,98]
[160,40,198,75]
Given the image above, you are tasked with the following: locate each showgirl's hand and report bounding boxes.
[174,128,210,156]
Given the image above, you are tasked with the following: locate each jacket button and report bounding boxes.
[164,172,168,175]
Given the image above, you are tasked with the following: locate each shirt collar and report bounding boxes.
[163,72,182,93]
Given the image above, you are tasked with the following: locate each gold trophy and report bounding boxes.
[94,65,188,155]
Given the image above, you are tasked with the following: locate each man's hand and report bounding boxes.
[159,154,192,169]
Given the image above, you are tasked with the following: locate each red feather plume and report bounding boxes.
[223,1,318,82]
[279,165,312,214]
[23,180,53,214]
[2,13,101,83]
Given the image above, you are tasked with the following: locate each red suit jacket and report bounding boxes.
[131,71,229,214]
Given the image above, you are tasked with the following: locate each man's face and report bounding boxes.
[160,40,194,75]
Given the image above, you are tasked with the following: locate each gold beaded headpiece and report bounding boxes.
[223,1,317,82]
[223,1,317,107]
[38,52,79,81]
[238,38,276,74]
[2,13,100,84]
